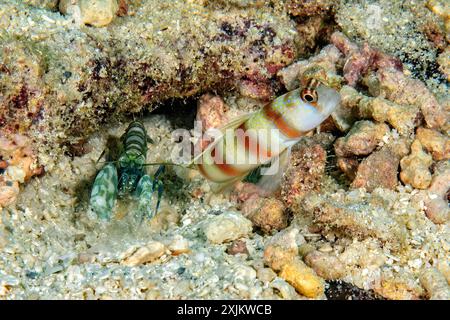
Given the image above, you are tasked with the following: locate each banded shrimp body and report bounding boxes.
[89,121,166,222]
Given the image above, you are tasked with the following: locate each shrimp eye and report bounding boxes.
[301,89,318,104]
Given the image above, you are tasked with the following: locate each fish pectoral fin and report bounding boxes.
[256,147,291,194]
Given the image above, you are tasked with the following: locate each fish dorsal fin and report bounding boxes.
[217,113,254,132]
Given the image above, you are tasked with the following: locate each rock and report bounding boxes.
[374,273,425,300]
[23,0,59,10]
[257,267,277,283]
[270,278,298,299]
[1,0,299,162]
[263,228,304,272]
[226,240,249,256]
[338,240,386,269]
[331,32,403,87]
[417,161,450,224]
[437,48,449,81]
[122,241,166,266]
[238,80,273,101]
[351,145,400,192]
[278,44,342,91]
[203,211,252,244]
[416,127,450,161]
[233,264,257,283]
[278,258,325,298]
[334,120,389,157]
[60,0,119,27]
[167,235,190,256]
[0,179,20,209]
[281,142,326,208]
[400,140,433,189]
[336,157,359,181]
[242,197,288,234]
[263,245,296,273]
[196,94,230,132]
[301,192,407,250]
[304,251,346,280]
[339,85,420,136]
[377,68,447,129]
[420,268,450,300]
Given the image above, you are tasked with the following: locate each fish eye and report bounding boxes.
[304,94,315,102]
[301,89,318,104]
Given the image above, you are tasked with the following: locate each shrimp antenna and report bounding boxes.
[142,162,197,170]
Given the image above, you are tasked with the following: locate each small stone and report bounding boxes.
[203,211,252,244]
[304,251,346,280]
[270,278,298,299]
[278,258,325,298]
[400,140,433,189]
[416,127,450,161]
[257,268,277,283]
[122,241,165,267]
[233,264,257,282]
[334,120,389,157]
[60,0,119,27]
[226,240,249,255]
[336,157,359,181]
[0,180,20,209]
[351,142,406,192]
[420,268,450,300]
[77,253,95,264]
[263,227,302,271]
[168,235,190,255]
[374,274,424,300]
[196,93,230,132]
[242,197,288,234]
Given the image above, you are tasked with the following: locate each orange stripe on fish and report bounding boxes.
[211,145,242,177]
[197,163,213,180]
[263,103,304,139]
[237,123,272,160]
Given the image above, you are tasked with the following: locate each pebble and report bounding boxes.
[242,197,288,234]
[167,235,190,255]
[233,265,257,283]
[278,258,325,298]
[416,127,450,161]
[400,140,433,189]
[270,278,298,300]
[59,0,119,27]
[304,251,346,280]
[420,268,450,300]
[122,241,166,267]
[226,240,249,255]
[203,211,252,244]
[257,268,277,283]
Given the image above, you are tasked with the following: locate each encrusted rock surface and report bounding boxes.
[400,140,433,190]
